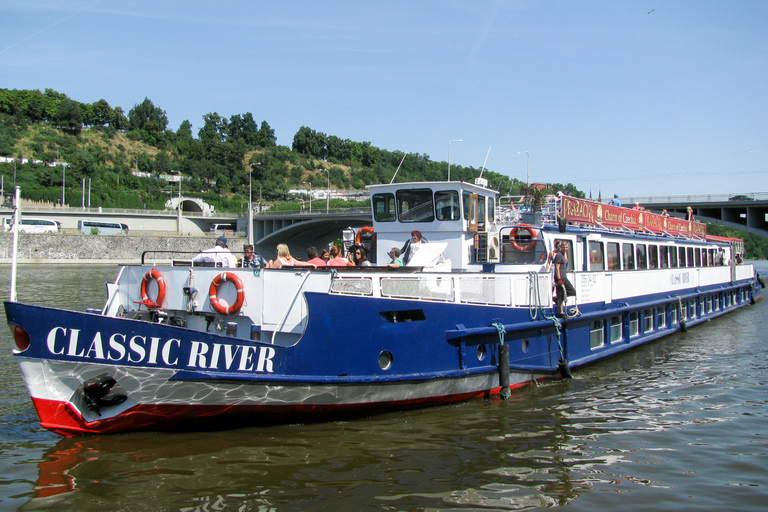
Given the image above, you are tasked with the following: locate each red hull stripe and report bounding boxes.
[31,380,536,436]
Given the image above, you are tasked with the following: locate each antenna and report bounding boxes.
[479,146,491,178]
[389,152,408,184]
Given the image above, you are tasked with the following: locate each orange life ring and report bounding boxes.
[140,269,166,309]
[509,224,538,251]
[209,272,245,316]
[355,226,374,243]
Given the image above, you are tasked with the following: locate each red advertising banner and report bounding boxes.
[561,196,706,237]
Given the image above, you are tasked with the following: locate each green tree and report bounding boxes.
[127,98,168,146]
[53,98,83,135]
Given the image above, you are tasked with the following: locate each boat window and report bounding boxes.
[477,196,486,230]
[589,241,604,271]
[643,308,654,332]
[656,306,666,328]
[671,306,678,325]
[397,189,434,223]
[648,245,659,269]
[636,244,647,269]
[463,191,471,221]
[435,190,461,221]
[606,242,620,270]
[487,197,495,223]
[677,247,685,267]
[670,246,678,268]
[590,320,605,349]
[686,247,694,268]
[622,243,635,270]
[610,315,622,343]
[694,248,701,267]
[372,193,396,222]
[660,246,669,268]
[629,312,639,337]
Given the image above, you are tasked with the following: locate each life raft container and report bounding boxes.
[355,226,374,243]
[509,224,539,251]
[209,272,245,316]
[140,269,166,309]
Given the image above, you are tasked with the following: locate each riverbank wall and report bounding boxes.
[0,233,248,264]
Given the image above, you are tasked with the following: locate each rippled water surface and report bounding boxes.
[1,263,766,511]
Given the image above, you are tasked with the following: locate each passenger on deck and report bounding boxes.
[632,202,643,211]
[401,230,426,265]
[661,209,669,217]
[327,246,349,267]
[385,247,403,268]
[238,244,266,268]
[609,194,622,207]
[320,249,330,263]
[347,245,371,267]
[306,246,327,267]
[266,244,315,269]
[552,241,576,317]
[193,236,237,268]
[687,206,695,221]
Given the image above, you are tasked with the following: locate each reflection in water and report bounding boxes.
[1,265,766,511]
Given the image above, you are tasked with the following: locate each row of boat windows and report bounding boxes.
[372,189,496,224]
[587,240,725,271]
[589,289,747,349]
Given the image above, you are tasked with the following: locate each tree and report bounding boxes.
[256,120,277,147]
[127,98,168,146]
[91,99,112,126]
[53,98,83,135]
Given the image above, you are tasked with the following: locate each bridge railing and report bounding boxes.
[624,193,768,204]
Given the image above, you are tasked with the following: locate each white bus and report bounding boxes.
[78,220,128,235]
[2,217,61,233]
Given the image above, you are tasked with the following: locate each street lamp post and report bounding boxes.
[302,181,312,214]
[517,151,529,186]
[61,164,66,206]
[247,163,259,245]
[448,139,463,181]
[324,168,330,213]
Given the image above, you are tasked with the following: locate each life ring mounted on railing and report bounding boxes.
[209,272,245,316]
[355,226,374,244]
[140,269,166,309]
[509,224,539,251]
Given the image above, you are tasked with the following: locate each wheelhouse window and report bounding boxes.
[435,190,461,221]
[397,189,434,223]
[590,320,605,349]
[606,242,620,270]
[622,243,635,270]
[589,241,604,271]
[372,193,396,222]
[636,244,648,269]
[487,197,495,223]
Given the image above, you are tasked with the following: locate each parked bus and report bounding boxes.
[2,217,61,233]
[78,220,128,235]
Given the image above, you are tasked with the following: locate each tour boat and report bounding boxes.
[4,179,763,436]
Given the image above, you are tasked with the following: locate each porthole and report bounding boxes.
[522,338,529,353]
[476,344,487,361]
[378,351,393,370]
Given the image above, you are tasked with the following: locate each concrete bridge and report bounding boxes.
[627,192,768,238]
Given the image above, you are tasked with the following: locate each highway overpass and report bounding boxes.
[627,192,768,238]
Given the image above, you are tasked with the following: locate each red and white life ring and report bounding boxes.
[509,224,539,252]
[355,226,374,243]
[208,272,245,316]
[140,268,166,309]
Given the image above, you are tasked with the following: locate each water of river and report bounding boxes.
[0,263,766,512]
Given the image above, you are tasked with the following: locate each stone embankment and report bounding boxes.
[0,233,247,264]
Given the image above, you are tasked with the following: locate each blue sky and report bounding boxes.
[1,0,766,197]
